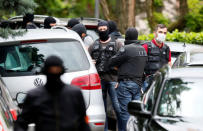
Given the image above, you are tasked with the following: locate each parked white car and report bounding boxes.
[0,28,105,131]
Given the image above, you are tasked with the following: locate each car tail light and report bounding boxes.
[71,73,101,90]
[20,40,47,44]
[94,122,104,126]
[10,109,17,121]
[85,116,89,124]
[0,121,4,131]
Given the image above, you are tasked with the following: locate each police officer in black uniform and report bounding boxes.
[108,27,147,131]
[66,18,80,29]
[142,24,171,92]
[23,13,38,29]
[88,21,123,131]
[72,23,94,48]
[14,56,90,131]
[44,16,56,29]
[108,20,123,41]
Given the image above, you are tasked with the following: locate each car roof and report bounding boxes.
[0,29,81,44]
[165,41,186,53]
[188,51,203,66]
[9,15,59,22]
[169,67,203,78]
[165,41,203,53]
[8,15,65,26]
[58,17,104,29]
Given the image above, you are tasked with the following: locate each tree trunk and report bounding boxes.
[127,0,135,27]
[100,0,136,34]
[99,0,111,20]
[168,0,188,32]
[179,0,188,16]
[146,0,156,32]
[118,0,128,33]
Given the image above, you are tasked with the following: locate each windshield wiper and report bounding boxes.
[159,115,185,122]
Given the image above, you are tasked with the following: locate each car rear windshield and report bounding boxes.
[0,40,90,76]
[158,78,203,118]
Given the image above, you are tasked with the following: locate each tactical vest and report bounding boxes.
[91,40,117,73]
[132,44,148,77]
[120,43,148,78]
[145,42,169,75]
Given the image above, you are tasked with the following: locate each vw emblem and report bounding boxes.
[34,78,44,87]
[109,47,113,51]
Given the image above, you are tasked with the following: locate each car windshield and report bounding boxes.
[158,78,203,118]
[0,40,89,76]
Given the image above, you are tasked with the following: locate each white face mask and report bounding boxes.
[156,33,166,43]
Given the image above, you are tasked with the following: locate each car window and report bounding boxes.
[0,40,90,76]
[144,74,162,112]
[158,78,203,117]
[172,52,186,68]
[87,30,99,41]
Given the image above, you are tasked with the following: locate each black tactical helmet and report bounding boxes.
[67,18,80,29]
[41,56,65,75]
[44,16,56,29]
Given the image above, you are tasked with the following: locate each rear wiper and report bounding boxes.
[6,69,22,72]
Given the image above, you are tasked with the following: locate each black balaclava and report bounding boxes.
[44,16,56,29]
[42,56,65,93]
[98,21,109,41]
[72,23,87,39]
[23,13,34,23]
[67,18,80,29]
[108,20,117,34]
[23,13,34,28]
[124,27,139,45]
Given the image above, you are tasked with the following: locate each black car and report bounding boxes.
[173,50,203,68]
[127,64,203,131]
[164,41,203,65]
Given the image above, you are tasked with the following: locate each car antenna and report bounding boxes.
[183,42,186,47]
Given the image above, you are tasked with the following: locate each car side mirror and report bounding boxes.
[16,92,27,108]
[128,100,151,119]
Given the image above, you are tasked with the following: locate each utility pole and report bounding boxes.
[95,0,99,18]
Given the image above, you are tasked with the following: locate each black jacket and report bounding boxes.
[14,84,90,131]
[109,31,123,40]
[26,22,38,29]
[108,41,147,86]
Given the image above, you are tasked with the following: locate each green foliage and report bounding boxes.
[71,0,95,18]
[0,0,37,18]
[34,0,95,18]
[188,0,202,13]
[138,30,203,45]
[153,0,163,7]
[153,12,170,26]
[0,0,37,38]
[138,33,154,42]
[185,0,203,32]
[0,28,26,39]
[34,0,71,17]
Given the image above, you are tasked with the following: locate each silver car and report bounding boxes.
[0,77,19,131]
[0,29,105,131]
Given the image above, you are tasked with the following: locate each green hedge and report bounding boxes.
[138,30,203,45]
